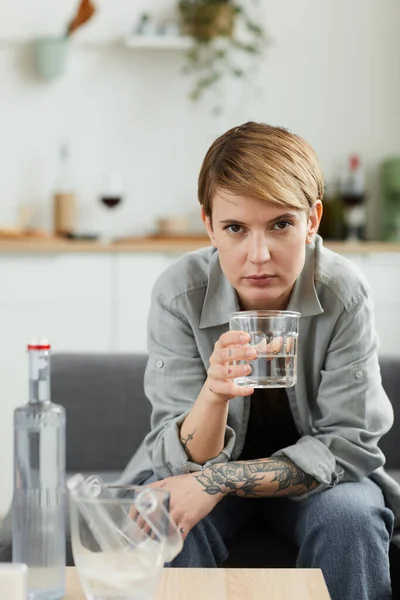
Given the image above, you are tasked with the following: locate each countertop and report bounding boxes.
[0,236,400,254]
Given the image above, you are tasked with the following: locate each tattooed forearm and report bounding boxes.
[194,457,318,498]
[180,429,196,461]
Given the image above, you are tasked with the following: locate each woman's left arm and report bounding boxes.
[269,294,394,499]
[186,294,393,501]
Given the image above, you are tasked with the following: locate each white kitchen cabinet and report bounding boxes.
[115,254,179,352]
[0,254,113,350]
[0,253,113,411]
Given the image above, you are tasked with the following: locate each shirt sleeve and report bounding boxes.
[272,294,394,501]
[143,286,236,479]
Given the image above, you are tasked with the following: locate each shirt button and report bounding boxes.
[355,370,363,379]
[156,360,164,368]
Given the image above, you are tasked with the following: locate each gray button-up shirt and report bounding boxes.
[120,235,400,524]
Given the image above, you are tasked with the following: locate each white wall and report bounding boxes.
[0,0,400,240]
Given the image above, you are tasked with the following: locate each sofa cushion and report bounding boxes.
[51,353,151,472]
[379,357,400,469]
[388,470,400,486]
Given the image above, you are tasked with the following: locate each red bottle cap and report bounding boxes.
[27,337,51,350]
[349,155,360,170]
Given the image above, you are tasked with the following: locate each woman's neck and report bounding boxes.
[238,288,293,312]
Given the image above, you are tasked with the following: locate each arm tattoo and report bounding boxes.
[194,457,317,497]
[180,429,196,461]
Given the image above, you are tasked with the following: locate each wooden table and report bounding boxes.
[64,566,331,599]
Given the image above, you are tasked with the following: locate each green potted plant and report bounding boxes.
[178,0,268,107]
[179,0,235,39]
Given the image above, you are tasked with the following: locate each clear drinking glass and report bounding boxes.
[229,310,301,388]
[69,483,182,600]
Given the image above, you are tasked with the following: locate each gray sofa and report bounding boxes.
[1,353,400,595]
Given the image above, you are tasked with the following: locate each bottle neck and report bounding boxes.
[28,349,51,404]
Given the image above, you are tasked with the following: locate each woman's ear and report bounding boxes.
[306,200,323,245]
[201,207,216,247]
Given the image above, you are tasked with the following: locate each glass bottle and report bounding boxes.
[12,339,66,600]
[53,141,77,237]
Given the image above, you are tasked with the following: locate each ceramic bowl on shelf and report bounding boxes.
[155,216,190,236]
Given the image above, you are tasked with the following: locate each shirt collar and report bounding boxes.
[199,249,240,329]
[199,237,323,330]
[286,237,324,318]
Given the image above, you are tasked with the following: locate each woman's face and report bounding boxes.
[202,189,322,310]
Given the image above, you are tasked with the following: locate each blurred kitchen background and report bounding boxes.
[0,0,399,241]
[0,0,400,514]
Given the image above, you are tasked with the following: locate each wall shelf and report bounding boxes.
[124,34,192,51]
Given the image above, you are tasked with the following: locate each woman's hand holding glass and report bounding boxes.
[206,331,257,401]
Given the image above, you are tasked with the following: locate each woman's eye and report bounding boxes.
[273,220,292,231]
[225,224,245,234]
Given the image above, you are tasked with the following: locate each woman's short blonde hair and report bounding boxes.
[198,122,324,218]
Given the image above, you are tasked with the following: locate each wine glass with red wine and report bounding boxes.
[100,195,122,209]
[99,172,124,243]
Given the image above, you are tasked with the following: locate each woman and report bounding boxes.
[121,122,400,600]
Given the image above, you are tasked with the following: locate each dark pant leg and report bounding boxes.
[141,472,256,568]
[168,494,256,567]
[0,510,12,561]
[261,478,394,600]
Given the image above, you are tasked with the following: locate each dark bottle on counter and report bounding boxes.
[341,155,366,241]
[319,179,345,240]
